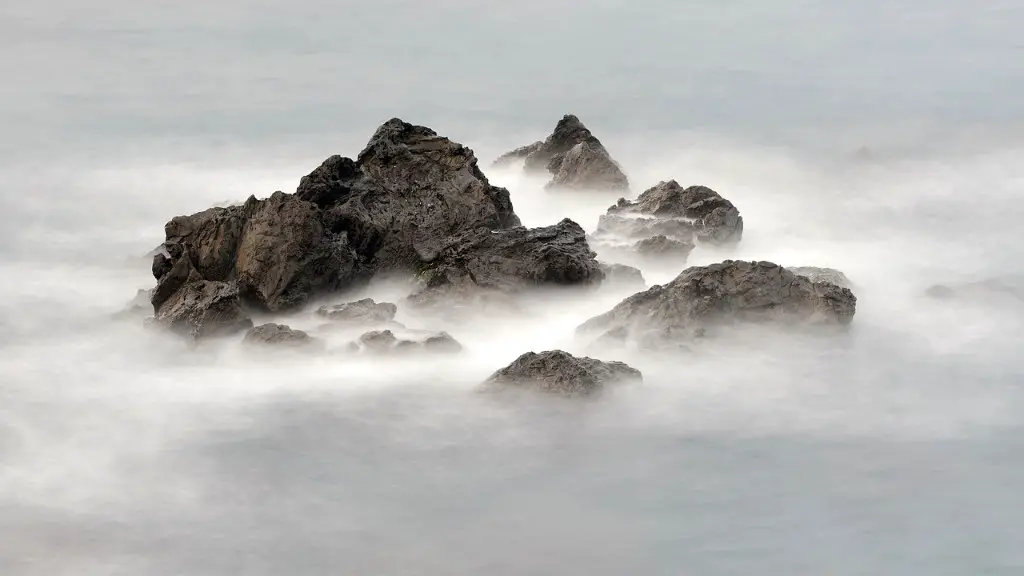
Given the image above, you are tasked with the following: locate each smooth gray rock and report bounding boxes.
[599,263,645,289]
[789,267,853,289]
[578,260,856,348]
[483,350,642,397]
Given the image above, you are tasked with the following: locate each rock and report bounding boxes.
[407,218,604,308]
[349,329,462,354]
[546,140,630,192]
[599,263,645,289]
[924,276,1024,303]
[153,274,253,340]
[112,288,154,320]
[234,192,358,312]
[577,260,856,348]
[492,141,544,168]
[594,213,697,242]
[498,114,628,191]
[296,118,521,275]
[483,350,642,397]
[634,235,695,258]
[316,298,397,324]
[608,180,743,246]
[789,267,853,289]
[243,323,317,348]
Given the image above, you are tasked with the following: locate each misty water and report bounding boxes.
[2,1,1024,574]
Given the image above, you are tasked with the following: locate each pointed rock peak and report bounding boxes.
[357,118,442,164]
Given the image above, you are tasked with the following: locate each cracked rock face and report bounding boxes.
[577,260,856,349]
[483,350,642,397]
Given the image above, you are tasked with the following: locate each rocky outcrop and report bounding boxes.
[496,114,628,191]
[348,329,462,354]
[607,181,743,246]
[316,298,397,324]
[407,218,604,308]
[483,350,642,397]
[599,263,645,289]
[634,235,695,258]
[578,260,856,348]
[296,118,520,275]
[243,323,317,348]
[789,267,853,289]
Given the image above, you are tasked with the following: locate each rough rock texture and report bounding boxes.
[483,350,642,397]
[594,213,697,242]
[408,218,604,307]
[547,140,630,191]
[634,235,695,258]
[609,180,743,246]
[599,263,645,289]
[316,298,397,324]
[577,260,856,348]
[497,115,628,191]
[235,192,358,311]
[789,267,853,289]
[153,270,253,340]
[349,329,462,354]
[243,323,316,347]
[296,118,521,274]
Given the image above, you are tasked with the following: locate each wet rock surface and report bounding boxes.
[578,260,856,348]
[483,350,642,397]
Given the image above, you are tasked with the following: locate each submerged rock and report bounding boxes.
[316,298,397,324]
[789,267,853,289]
[497,114,628,191]
[609,180,743,246]
[634,235,695,258]
[408,218,604,308]
[599,263,645,289]
[483,350,642,397]
[924,276,1024,303]
[349,329,462,354]
[113,289,154,320]
[578,260,856,348]
[243,323,317,348]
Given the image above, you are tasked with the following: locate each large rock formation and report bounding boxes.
[600,180,743,247]
[296,118,520,274]
[149,118,525,331]
[578,260,856,349]
[407,218,605,308]
[483,350,642,397]
[495,114,628,192]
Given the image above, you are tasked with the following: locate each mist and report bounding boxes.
[3,1,1024,575]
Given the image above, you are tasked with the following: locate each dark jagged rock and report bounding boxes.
[492,141,543,168]
[497,115,628,191]
[243,323,317,347]
[407,218,604,308]
[296,118,520,275]
[609,180,743,246]
[483,350,642,397]
[634,235,695,258]
[789,267,853,289]
[235,192,358,312]
[546,140,630,192]
[153,272,253,340]
[349,329,462,354]
[599,263,645,289]
[578,260,856,348]
[316,298,397,324]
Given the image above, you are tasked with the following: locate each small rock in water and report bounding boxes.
[483,350,642,397]
[349,329,462,355]
[243,323,318,348]
[634,235,695,258]
[599,262,645,289]
[316,298,397,325]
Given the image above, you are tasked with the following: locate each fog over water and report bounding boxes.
[2,1,1024,574]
